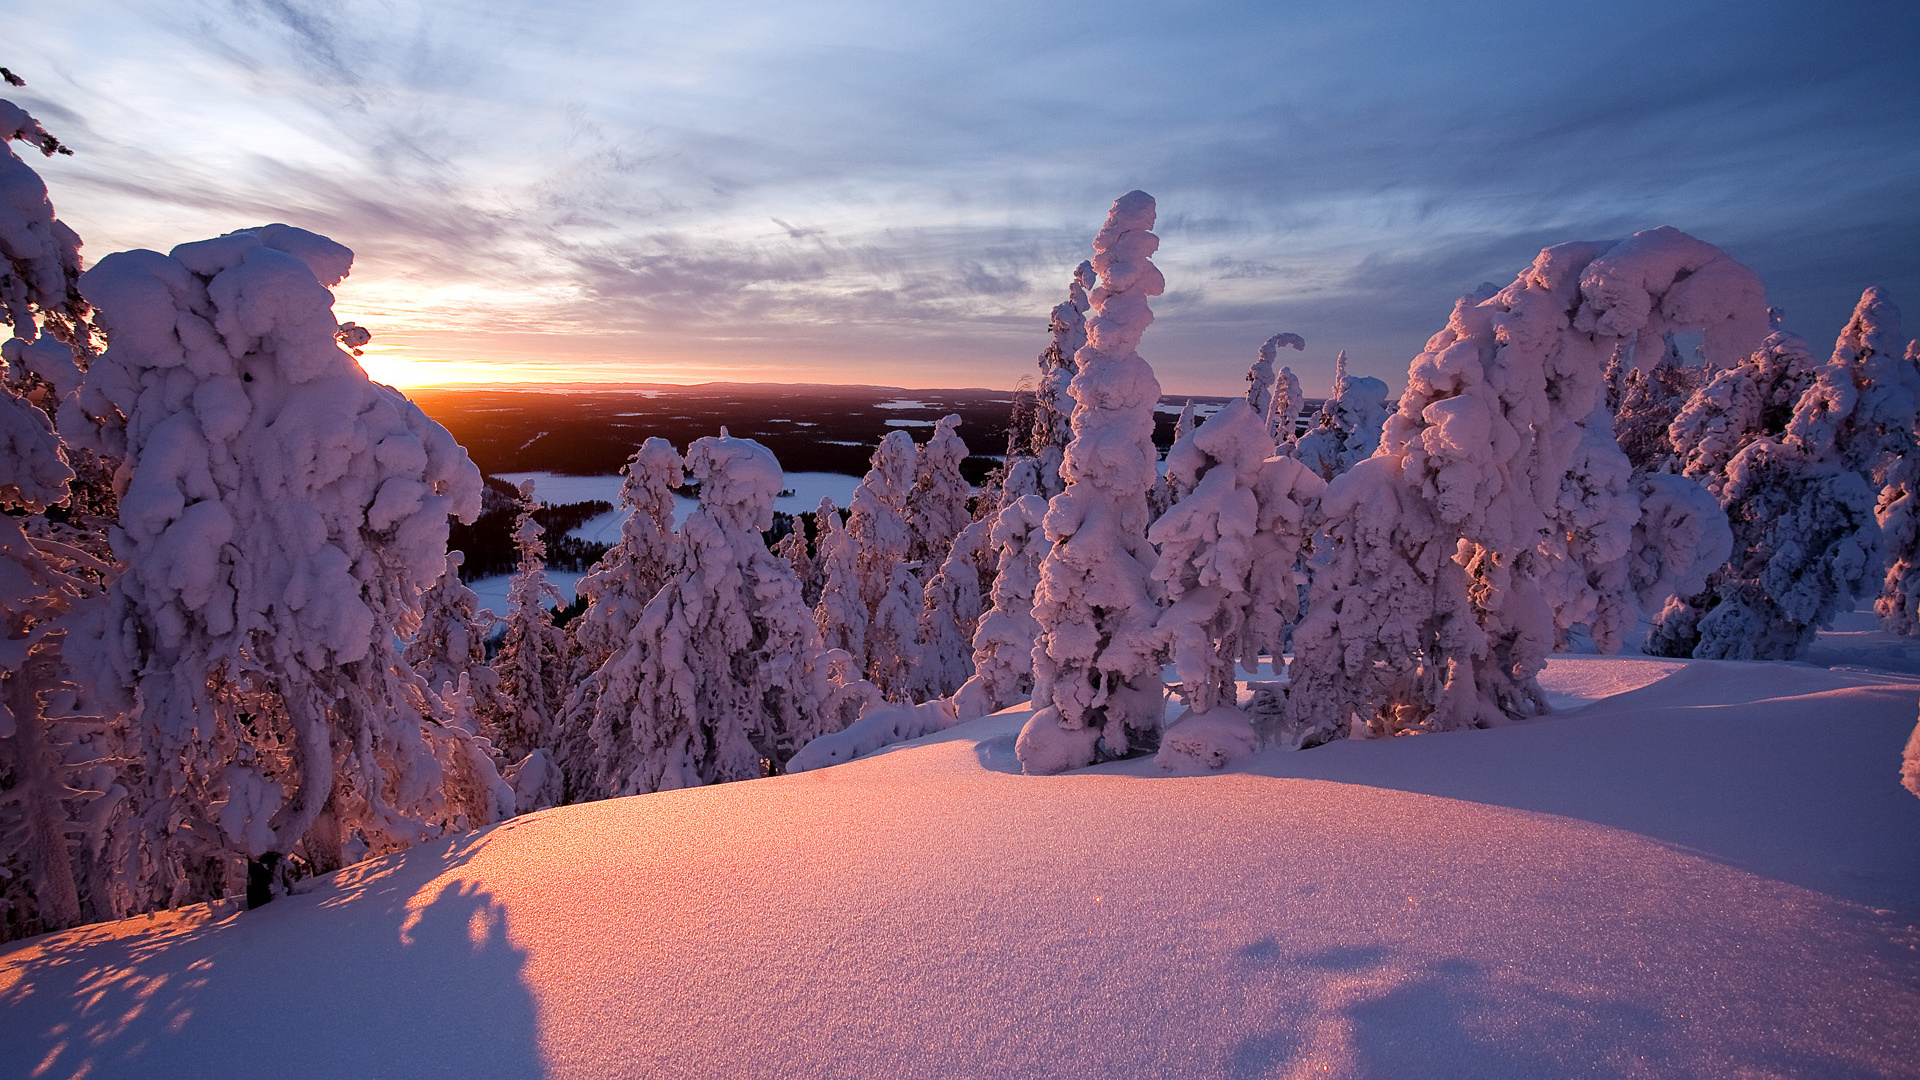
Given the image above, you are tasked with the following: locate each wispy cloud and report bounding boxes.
[12,0,1918,392]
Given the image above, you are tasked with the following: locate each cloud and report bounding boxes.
[14,0,1918,393]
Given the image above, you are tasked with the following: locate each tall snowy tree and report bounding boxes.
[1017,191,1168,774]
[568,438,681,680]
[582,433,827,795]
[73,224,505,906]
[1293,351,1392,481]
[1033,262,1096,499]
[1287,227,1767,740]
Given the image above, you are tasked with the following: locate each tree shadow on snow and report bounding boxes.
[0,830,547,1080]
[1224,944,1674,1080]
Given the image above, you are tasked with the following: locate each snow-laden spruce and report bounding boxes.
[1150,400,1327,768]
[1878,337,1920,635]
[1018,191,1167,774]
[1246,332,1304,443]
[1669,330,1822,496]
[1293,350,1391,481]
[913,517,990,702]
[404,551,501,734]
[1033,262,1096,499]
[1609,333,1702,473]
[481,484,568,812]
[952,493,1047,720]
[1655,289,1912,658]
[584,432,827,795]
[908,414,972,571]
[816,430,920,699]
[1291,227,1766,737]
[557,438,681,795]
[0,377,117,937]
[72,225,503,905]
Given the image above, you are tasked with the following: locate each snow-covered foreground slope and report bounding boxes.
[4,658,1918,1079]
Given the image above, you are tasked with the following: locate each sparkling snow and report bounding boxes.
[4,642,1917,1078]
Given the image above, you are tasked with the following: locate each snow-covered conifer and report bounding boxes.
[907,414,972,572]
[1150,401,1325,767]
[1269,365,1304,448]
[481,485,569,788]
[584,433,826,795]
[1246,333,1303,419]
[1017,191,1168,773]
[912,517,990,702]
[816,431,919,694]
[0,379,124,937]
[1033,262,1096,499]
[953,493,1047,720]
[1291,227,1767,737]
[1613,333,1701,473]
[1878,337,1920,635]
[1670,331,1822,494]
[1904,707,1920,799]
[75,225,503,904]
[1293,351,1391,481]
[569,438,681,679]
[405,551,500,733]
[1653,290,1912,657]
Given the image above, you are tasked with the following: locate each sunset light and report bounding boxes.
[2,1,1916,1077]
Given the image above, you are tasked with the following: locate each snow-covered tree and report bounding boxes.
[1150,401,1326,767]
[907,414,972,572]
[1246,332,1304,436]
[569,438,681,679]
[0,380,123,938]
[1904,707,1920,800]
[952,493,1047,720]
[583,433,827,795]
[1654,289,1912,657]
[912,517,990,702]
[1669,331,1822,495]
[1877,338,1920,635]
[1611,333,1702,473]
[815,431,920,696]
[480,485,569,791]
[1289,227,1767,738]
[74,224,504,906]
[1017,191,1168,774]
[0,91,135,939]
[1033,262,1096,499]
[1269,365,1304,449]
[1658,288,1912,657]
[405,551,499,732]
[1293,351,1391,481]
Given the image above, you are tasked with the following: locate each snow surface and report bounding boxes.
[5,635,1918,1079]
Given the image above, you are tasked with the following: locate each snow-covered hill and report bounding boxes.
[3,656,1917,1079]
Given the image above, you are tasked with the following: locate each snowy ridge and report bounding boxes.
[4,652,1916,1079]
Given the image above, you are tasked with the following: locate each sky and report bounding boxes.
[9,0,1918,396]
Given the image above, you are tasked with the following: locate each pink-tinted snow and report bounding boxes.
[3,655,1917,1079]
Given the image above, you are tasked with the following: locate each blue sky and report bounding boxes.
[11,0,1918,394]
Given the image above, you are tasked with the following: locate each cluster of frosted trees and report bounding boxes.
[8,69,1920,940]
